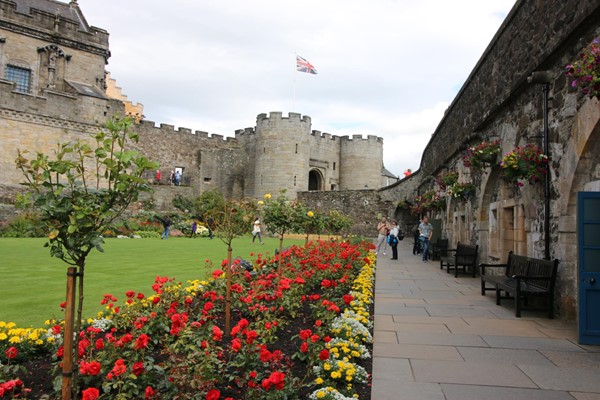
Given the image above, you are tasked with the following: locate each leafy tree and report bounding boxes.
[261,190,298,271]
[293,203,325,246]
[194,189,225,220]
[206,198,255,332]
[325,210,353,239]
[15,115,158,398]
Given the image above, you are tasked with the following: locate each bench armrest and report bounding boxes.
[480,263,508,275]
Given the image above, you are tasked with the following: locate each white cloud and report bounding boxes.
[80,0,515,176]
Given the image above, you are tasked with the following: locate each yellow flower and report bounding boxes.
[257,200,264,205]
[264,193,272,199]
[9,336,22,343]
[307,211,314,217]
[48,229,59,239]
[315,377,324,385]
[316,391,326,399]
[323,362,331,370]
[0,333,7,340]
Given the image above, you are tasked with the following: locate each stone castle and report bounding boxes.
[2,0,600,323]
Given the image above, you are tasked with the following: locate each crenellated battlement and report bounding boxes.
[255,111,312,130]
[339,134,384,144]
[137,120,237,143]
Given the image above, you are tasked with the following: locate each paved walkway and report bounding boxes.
[371,241,600,400]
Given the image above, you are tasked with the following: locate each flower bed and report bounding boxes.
[0,240,375,399]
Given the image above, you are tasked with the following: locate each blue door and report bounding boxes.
[578,192,600,345]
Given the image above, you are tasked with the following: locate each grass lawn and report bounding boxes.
[0,236,305,328]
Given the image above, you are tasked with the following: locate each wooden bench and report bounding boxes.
[440,242,479,278]
[431,238,449,261]
[480,251,528,295]
[481,252,559,318]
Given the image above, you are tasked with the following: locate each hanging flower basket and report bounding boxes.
[447,182,476,201]
[463,139,501,170]
[436,171,458,190]
[409,190,446,216]
[500,144,548,186]
[566,37,600,99]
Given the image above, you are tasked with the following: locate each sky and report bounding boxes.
[79,0,516,177]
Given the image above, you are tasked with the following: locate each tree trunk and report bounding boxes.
[61,267,77,400]
[225,246,232,334]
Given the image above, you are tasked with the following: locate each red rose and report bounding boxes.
[5,346,18,359]
[134,333,150,350]
[132,361,145,376]
[81,387,100,400]
[111,359,127,377]
[231,338,242,352]
[80,360,102,376]
[206,389,220,400]
[319,349,330,360]
[144,386,156,399]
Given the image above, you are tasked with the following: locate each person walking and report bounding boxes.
[389,220,400,260]
[418,216,434,262]
[160,215,172,240]
[376,217,390,256]
[252,217,264,244]
[191,220,197,238]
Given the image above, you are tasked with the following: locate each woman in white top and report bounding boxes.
[252,217,264,244]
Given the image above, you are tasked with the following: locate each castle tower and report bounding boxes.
[339,135,384,190]
[252,112,312,199]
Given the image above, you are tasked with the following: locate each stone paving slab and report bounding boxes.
[482,335,585,352]
[540,350,600,368]
[371,357,414,382]
[411,359,537,387]
[571,392,600,400]
[456,346,556,366]
[373,330,398,343]
[519,364,600,392]
[371,380,445,400]
[374,343,463,360]
[394,331,489,347]
[440,383,577,400]
[449,318,550,337]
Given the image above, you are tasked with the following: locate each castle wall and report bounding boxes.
[132,121,245,199]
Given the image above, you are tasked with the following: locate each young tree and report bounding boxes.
[325,210,354,239]
[261,190,298,271]
[293,203,325,246]
[206,199,255,333]
[15,115,158,399]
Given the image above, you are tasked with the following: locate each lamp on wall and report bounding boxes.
[527,70,552,260]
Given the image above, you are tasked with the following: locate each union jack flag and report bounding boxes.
[296,55,317,74]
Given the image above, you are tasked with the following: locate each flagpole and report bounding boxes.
[293,53,297,111]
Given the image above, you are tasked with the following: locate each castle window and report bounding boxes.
[295,144,298,154]
[5,65,31,93]
[333,162,336,171]
[294,176,297,186]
